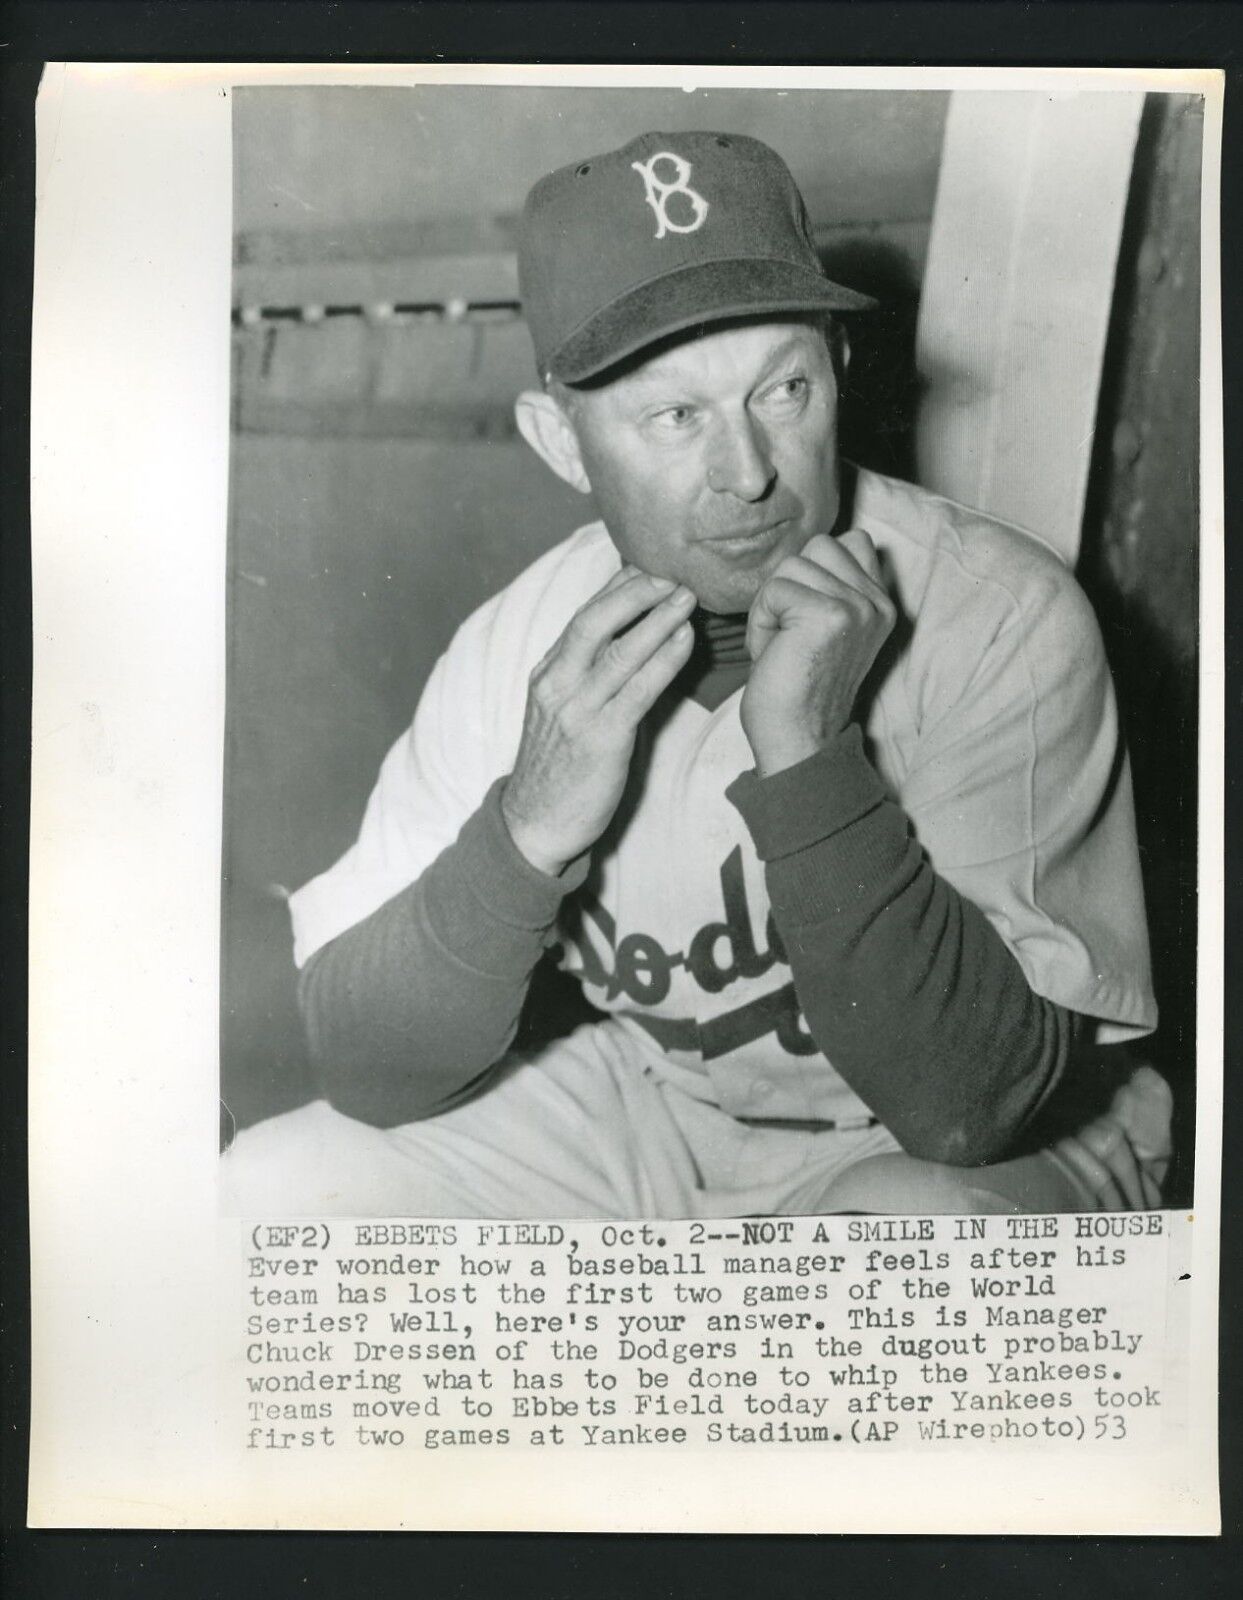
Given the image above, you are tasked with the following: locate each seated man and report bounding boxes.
[223,131,1170,1218]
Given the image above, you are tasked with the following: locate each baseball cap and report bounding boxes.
[517,129,876,384]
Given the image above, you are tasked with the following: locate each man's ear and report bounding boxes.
[827,318,852,379]
[514,389,592,494]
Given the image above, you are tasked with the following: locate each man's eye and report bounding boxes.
[764,376,808,406]
[650,405,697,430]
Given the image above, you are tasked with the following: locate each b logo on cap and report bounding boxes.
[630,151,709,239]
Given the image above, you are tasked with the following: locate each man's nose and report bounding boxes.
[706,414,775,502]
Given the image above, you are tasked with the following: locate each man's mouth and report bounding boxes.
[700,519,790,556]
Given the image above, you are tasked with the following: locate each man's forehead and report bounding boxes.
[600,317,829,394]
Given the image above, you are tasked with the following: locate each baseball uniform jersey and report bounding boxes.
[289,464,1157,1140]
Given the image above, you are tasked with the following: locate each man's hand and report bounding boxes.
[740,529,896,778]
[501,566,697,874]
[1051,1065,1172,1211]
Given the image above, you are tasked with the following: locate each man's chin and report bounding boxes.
[689,569,770,618]
[688,529,818,615]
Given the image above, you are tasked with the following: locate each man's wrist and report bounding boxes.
[727,723,887,861]
[499,788,572,878]
[749,715,846,779]
[752,732,826,780]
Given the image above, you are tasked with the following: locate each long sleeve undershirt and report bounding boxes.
[298,776,590,1127]
[725,725,1078,1164]
[299,615,1080,1157]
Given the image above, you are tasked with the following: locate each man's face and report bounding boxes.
[560,318,842,614]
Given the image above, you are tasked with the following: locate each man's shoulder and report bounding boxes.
[854,468,1109,741]
[853,467,1092,643]
[455,520,617,652]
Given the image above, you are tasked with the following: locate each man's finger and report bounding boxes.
[1077,1116,1147,1210]
[607,620,696,722]
[745,573,847,661]
[1108,1065,1174,1165]
[836,527,884,585]
[1139,1166,1164,1210]
[1052,1135,1128,1212]
[798,528,884,598]
[770,554,851,599]
[597,561,640,598]
[581,582,697,706]
[555,570,682,675]
[530,565,640,676]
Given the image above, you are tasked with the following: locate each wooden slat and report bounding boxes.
[232,251,520,315]
[234,214,519,267]
[230,318,535,438]
[230,220,931,313]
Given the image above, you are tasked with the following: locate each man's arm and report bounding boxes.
[732,527,1128,1167]
[728,727,1080,1165]
[297,566,696,1126]
[298,778,586,1127]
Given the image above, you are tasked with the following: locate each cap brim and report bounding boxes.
[545,257,877,384]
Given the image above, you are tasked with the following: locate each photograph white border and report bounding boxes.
[27,62,1223,1533]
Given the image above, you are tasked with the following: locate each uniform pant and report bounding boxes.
[220,1018,1171,1219]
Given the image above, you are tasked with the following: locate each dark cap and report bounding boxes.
[517,130,876,384]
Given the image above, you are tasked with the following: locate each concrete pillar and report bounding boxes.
[915,90,1143,563]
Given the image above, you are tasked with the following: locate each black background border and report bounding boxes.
[2,4,1240,1594]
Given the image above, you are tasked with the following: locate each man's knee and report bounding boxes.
[815,1153,1025,1216]
[812,1146,1116,1216]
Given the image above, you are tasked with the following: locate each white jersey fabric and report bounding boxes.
[290,467,1156,1133]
